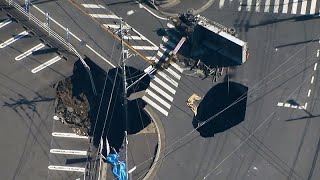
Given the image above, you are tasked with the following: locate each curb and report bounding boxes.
[142,105,166,180]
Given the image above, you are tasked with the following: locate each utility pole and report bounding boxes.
[120,18,129,180]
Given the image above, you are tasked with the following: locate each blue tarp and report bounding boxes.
[106,153,127,180]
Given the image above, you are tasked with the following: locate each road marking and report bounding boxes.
[0,19,12,28]
[31,56,61,73]
[219,0,225,8]
[284,103,291,107]
[291,105,298,109]
[157,71,179,87]
[123,35,147,40]
[146,56,157,61]
[142,96,168,116]
[145,89,171,109]
[162,36,176,49]
[277,102,284,106]
[310,0,317,14]
[300,0,308,15]
[166,23,175,28]
[308,89,311,97]
[246,0,252,11]
[170,62,184,73]
[291,0,298,14]
[238,0,243,11]
[282,0,289,13]
[50,149,87,156]
[48,165,86,172]
[304,102,308,109]
[104,24,120,29]
[0,31,28,48]
[264,0,270,12]
[32,4,115,68]
[81,3,104,9]
[15,43,45,61]
[317,50,320,57]
[255,0,260,12]
[154,76,176,94]
[165,67,181,80]
[52,132,89,139]
[311,76,314,84]
[137,2,168,20]
[127,10,135,16]
[314,63,317,71]
[89,14,121,19]
[149,82,174,101]
[132,46,159,50]
[273,0,280,13]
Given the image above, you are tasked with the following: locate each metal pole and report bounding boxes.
[120,18,129,180]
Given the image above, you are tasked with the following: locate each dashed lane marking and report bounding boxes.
[308,89,311,97]
[31,56,61,73]
[311,76,314,84]
[15,43,45,61]
[314,63,318,71]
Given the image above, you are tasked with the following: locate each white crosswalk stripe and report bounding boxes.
[89,14,121,19]
[0,19,12,28]
[225,0,320,15]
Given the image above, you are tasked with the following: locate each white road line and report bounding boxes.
[31,56,61,73]
[50,149,87,156]
[291,105,298,109]
[15,43,45,61]
[142,96,168,116]
[238,0,243,11]
[154,76,176,94]
[310,0,317,14]
[170,62,184,73]
[284,103,291,107]
[156,50,166,61]
[123,35,147,40]
[145,89,171,109]
[48,165,86,172]
[137,2,168,20]
[82,3,105,9]
[131,27,158,47]
[311,76,314,84]
[274,0,280,13]
[32,4,115,68]
[166,23,175,28]
[52,132,89,139]
[299,106,304,109]
[104,24,120,29]
[255,0,260,12]
[132,46,159,50]
[219,0,226,8]
[300,0,308,15]
[304,102,308,109]
[165,67,181,80]
[282,0,289,13]
[246,0,252,11]
[0,31,28,48]
[317,50,320,57]
[146,56,157,61]
[264,0,270,12]
[314,63,318,70]
[149,82,174,101]
[291,0,298,14]
[0,19,12,28]
[157,71,179,87]
[308,89,311,97]
[277,102,284,106]
[89,14,121,19]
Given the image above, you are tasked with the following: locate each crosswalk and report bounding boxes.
[81,3,186,116]
[218,0,320,15]
[142,31,185,116]
[81,3,158,60]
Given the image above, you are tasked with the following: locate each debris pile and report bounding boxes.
[55,78,91,136]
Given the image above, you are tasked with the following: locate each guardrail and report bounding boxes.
[4,0,97,95]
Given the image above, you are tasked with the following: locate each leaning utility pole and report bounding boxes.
[120,18,129,180]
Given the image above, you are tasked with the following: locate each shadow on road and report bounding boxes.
[193,81,248,137]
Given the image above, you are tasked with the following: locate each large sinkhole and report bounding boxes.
[193,81,248,137]
[55,58,152,151]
